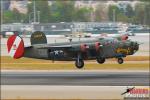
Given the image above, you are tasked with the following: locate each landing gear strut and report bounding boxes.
[118,58,124,64]
[75,53,84,69]
[96,57,105,64]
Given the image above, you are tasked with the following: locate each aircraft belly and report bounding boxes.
[88,50,97,57]
[100,45,117,58]
[24,47,49,59]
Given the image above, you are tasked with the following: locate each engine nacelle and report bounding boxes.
[95,42,101,51]
[121,34,128,41]
[80,44,89,52]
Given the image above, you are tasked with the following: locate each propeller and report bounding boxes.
[121,34,128,41]
[137,42,143,45]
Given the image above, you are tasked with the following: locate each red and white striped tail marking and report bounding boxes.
[7,35,24,59]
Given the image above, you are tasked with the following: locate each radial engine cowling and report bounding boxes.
[95,42,101,51]
[80,44,89,52]
[121,34,128,41]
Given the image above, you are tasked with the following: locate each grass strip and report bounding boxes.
[1,56,149,63]
[1,63,149,70]
[1,56,149,70]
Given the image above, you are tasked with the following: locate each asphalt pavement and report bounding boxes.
[1,71,149,86]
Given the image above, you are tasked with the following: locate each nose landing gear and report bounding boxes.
[117,58,124,64]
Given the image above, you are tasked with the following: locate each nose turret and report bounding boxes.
[130,41,139,53]
[134,42,139,51]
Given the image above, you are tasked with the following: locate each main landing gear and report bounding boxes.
[117,58,124,64]
[96,57,105,64]
[74,55,124,68]
[75,59,84,69]
[75,53,84,69]
[96,57,124,64]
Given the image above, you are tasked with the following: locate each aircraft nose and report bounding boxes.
[131,42,139,51]
[134,42,139,51]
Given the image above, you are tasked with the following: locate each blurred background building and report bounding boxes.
[1,0,149,37]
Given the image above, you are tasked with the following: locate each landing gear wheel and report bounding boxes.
[96,58,105,64]
[118,58,123,64]
[75,59,84,69]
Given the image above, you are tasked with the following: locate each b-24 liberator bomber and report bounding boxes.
[7,31,139,69]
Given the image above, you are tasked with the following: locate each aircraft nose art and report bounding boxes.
[7,35,24,59]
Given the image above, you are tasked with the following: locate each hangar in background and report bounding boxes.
[1,22,149,36]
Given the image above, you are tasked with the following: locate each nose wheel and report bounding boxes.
[118,58,124,64]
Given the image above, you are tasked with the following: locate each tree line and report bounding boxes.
[2,0,150,26]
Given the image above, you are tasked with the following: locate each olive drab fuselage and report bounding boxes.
[7,31,140,68]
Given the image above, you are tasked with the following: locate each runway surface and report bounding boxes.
[1,71,149,86]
